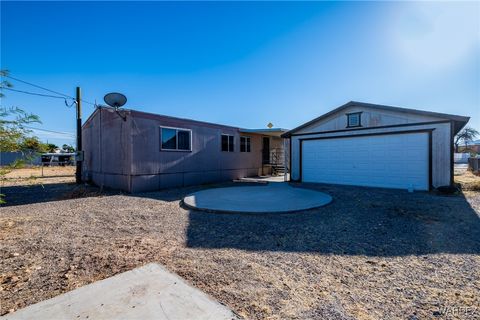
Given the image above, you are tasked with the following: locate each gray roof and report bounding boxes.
[466,139,480,146]
[83,107,287,134]
[282,101,470,137]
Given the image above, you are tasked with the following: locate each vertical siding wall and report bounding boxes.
[295,106,445,134]
[129,112,263,192]
[82,108,132,191]
[289,106,453,188]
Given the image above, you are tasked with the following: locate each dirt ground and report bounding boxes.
[0,168,479,319]
[1,166,75,187]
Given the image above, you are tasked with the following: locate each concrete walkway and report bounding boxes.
[183,182,332,214]
[236,176,285,183]
[4,263,238,320]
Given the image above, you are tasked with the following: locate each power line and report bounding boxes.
[2,74,96,106]
[1,87,72,100]
[4,74,73,98]
[23,126,76,137]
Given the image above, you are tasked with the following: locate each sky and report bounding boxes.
[1,1,479,146]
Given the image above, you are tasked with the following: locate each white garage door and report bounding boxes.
[301,132,429,190]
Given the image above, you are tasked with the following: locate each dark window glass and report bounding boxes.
[240,137,251,152]
[161,127,191,151]
[221,134,235,152]
[228,135,234,152]
[221,135,229,152]
[178,130,190,150]
[347,113,361,127]
[161,128,176,150]
[240,137,246,152]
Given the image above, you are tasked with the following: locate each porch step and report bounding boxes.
[272,165,286,175]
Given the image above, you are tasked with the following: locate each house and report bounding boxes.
[282,101,469,191]
[81,107,288,192]
[459,139,480,154]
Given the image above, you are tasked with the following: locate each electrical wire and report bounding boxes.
[2,74,97,106]
[1,87,72,100]
[23,126,76,137]
[3,74,74,99]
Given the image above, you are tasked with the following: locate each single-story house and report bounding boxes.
[82,107,288,192]
[459,139,480,154]
[282,101,469,191]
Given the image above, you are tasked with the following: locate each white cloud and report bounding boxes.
[389,2,479,70]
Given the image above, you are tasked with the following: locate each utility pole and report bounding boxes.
[75,87,82,184]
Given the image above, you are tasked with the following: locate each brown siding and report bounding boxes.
[130,114,262,192]
[82,108,132,191]
[82,108,263,192]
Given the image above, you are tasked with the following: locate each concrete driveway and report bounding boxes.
[182,182,332,214]
[4,263,238,320]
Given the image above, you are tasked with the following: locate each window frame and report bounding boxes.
[240,136,251,152]
[160,126,192,152]
[221,134,235,152]
[346,112,362,128]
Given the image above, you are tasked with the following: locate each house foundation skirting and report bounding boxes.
[85,167,262,193]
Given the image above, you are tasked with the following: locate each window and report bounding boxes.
[160,127,192,151]
[240,136,251,152]
[221,134,234,152]
[347,112,362,128]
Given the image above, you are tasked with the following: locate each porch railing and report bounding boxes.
[270,148,284,166]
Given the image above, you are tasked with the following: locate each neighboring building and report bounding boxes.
[454,153,470,164]
[459,139,480,154]
[282,101,469,191]
[82,107,288,192]
[41,153,75,166]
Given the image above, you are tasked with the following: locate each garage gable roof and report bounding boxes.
[282,101,470,137]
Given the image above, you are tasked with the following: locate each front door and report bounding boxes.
[262,137,270,164]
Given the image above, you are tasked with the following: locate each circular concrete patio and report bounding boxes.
[182,183,332,214]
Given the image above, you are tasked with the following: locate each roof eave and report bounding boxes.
[284,101,471,137]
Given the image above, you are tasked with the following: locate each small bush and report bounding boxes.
[463,181,480,191]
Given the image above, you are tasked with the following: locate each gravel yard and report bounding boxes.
[1,172,479,319]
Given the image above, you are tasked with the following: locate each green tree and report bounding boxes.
[62,144,75,153]
[455,126,479,153]
[0,69,13,98]
[46,143,58,153]
[0,107,42,151]
[1,70,42,152]
[20,136,48,152]
[1,69,43,203]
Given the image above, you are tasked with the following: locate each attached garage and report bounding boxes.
[283,101,469,191]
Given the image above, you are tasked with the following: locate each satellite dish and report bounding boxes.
[104,92,127,109]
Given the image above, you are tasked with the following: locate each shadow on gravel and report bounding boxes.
[0,180,261,206]
[186,183,480,256]
[133,181,266,203]
[0,183,117,207]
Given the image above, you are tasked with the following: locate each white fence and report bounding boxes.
[454,153,470,164]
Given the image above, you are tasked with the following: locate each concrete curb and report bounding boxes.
[180,184,333,216]
[180,199,333,215]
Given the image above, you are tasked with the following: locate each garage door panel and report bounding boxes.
[301,132,429,190]
[406,150,419,157]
